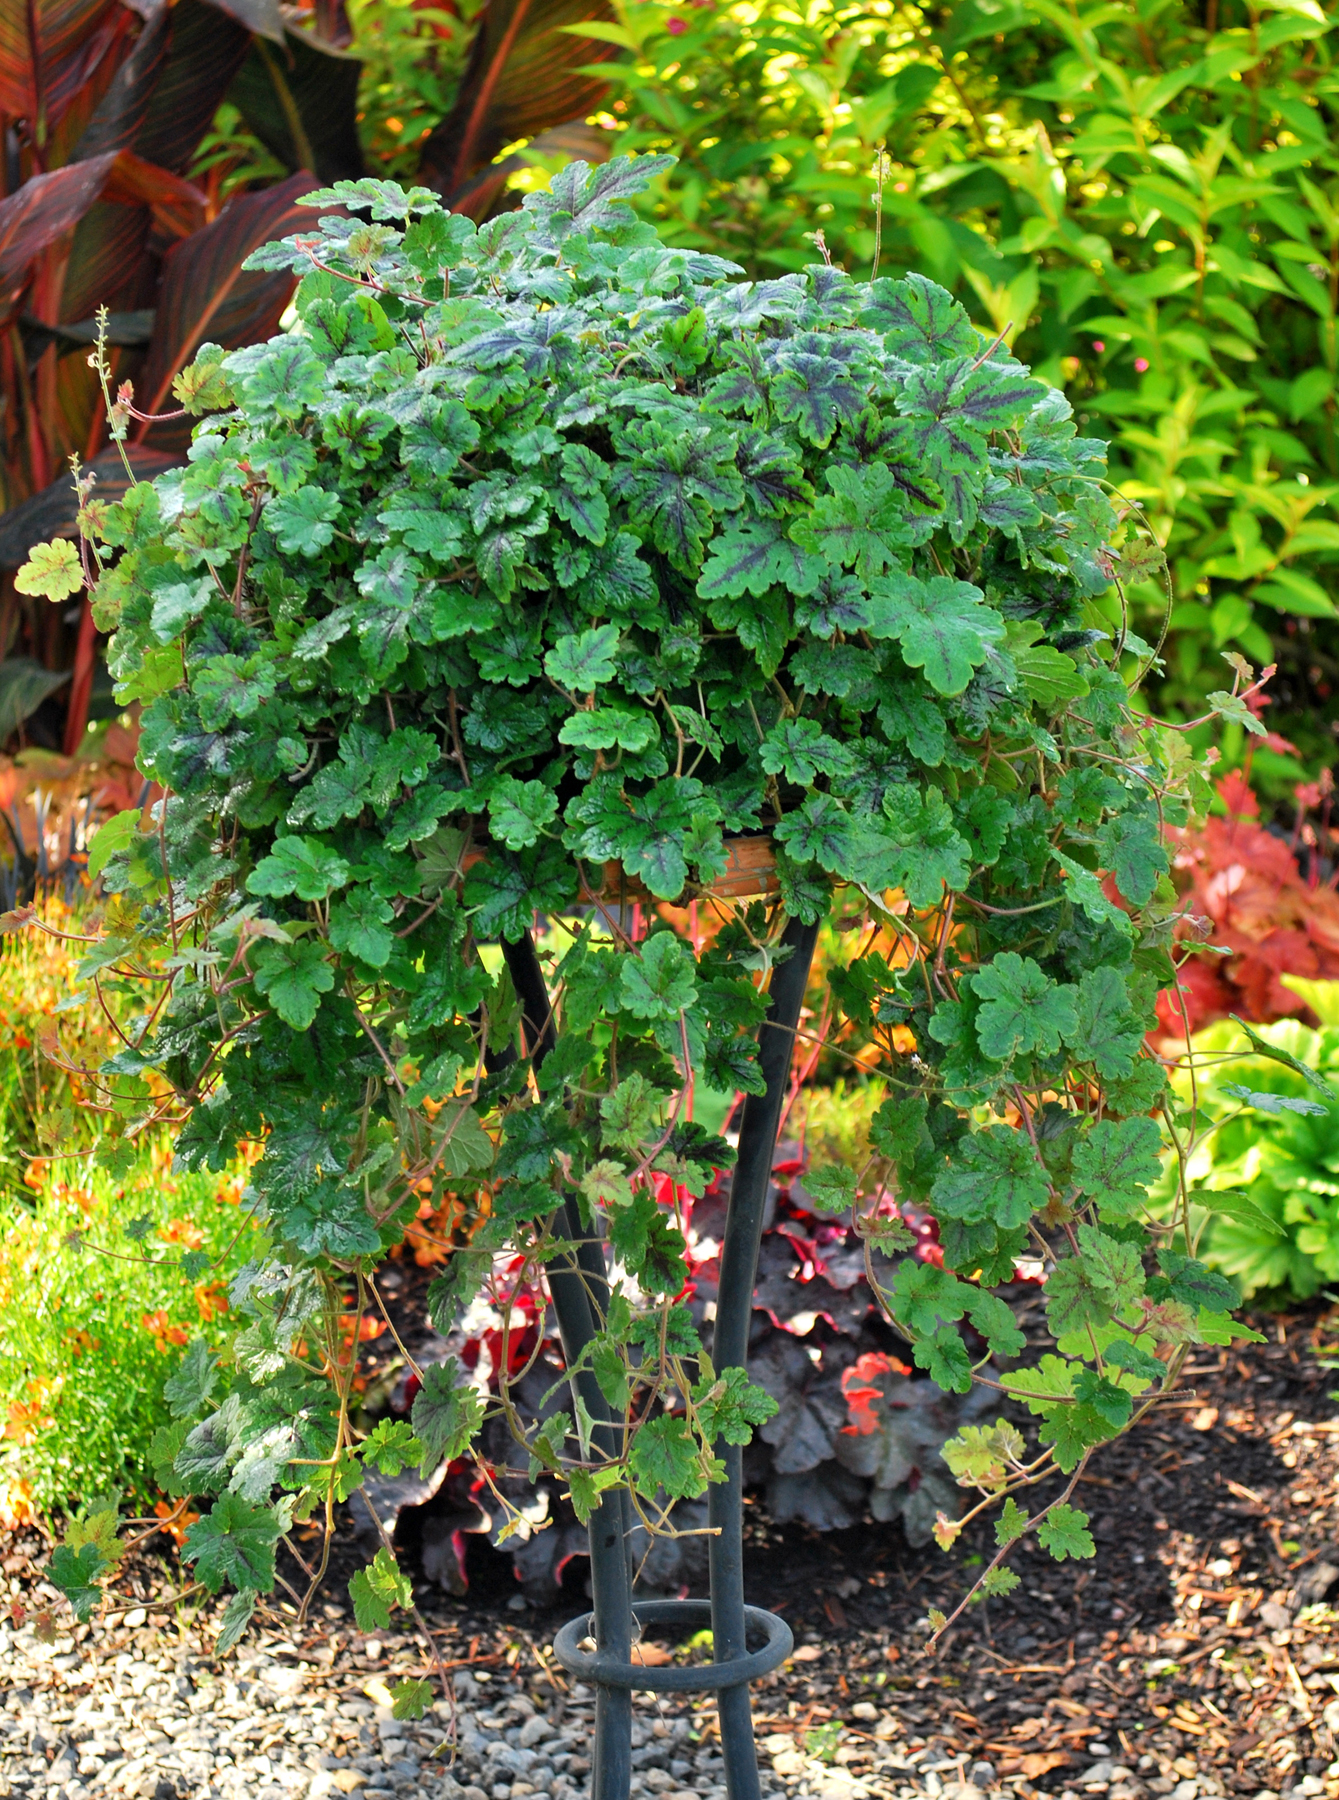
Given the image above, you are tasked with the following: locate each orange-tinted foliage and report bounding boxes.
[1160,770,1339,1034]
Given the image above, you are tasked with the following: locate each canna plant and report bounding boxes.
[18,157,1261,1793]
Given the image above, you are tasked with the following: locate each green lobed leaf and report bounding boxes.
[48,1543,108,1622]
[349,1546,414,1632]
[973,954,1078,1062]
[1037,1503,1095,1562]
[163,1337,218,1420]
[410,1362,486,1469]
[866,570,1006,696]
[182,1494,280,1594]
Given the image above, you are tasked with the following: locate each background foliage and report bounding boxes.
[1156,991,1339,1304]
[0,910,264,1523]
[0,1145,263,1522]
[604,0,1339,786]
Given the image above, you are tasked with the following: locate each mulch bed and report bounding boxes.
[723,1304,1339,1797]
[5,1307,1339,1800]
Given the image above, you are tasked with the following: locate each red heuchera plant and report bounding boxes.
[1159,767,1339,1034]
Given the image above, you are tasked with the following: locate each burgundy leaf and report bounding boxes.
[134,171,320,428]
[58,157,204,328]
[230,29,363,185]
[0,0,125,136]
[130,0,253,174]
[417,0,619,200]
[311,0,352,50]
[0,155,117,321]
[202,0,284,46]
[71,0,170,160]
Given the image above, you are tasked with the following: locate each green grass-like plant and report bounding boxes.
[0,1146,264,1522]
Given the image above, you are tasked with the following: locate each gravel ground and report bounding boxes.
[7,1310,1339,1800]
[0,1620,944,1800]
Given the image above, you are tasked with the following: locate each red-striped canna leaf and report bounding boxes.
[311,0,353,49]
[0,157,117,323]
[129,0,255,175]
[230,28,363,185]
[203,0,284,45]
[0,150,205,328]
[0,0,125,138]
[70,0,171,161]
[42,1,145,167]
[58,153,206,325]
[417,0,619,200]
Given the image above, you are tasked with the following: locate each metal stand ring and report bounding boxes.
[552,1597,793,1693]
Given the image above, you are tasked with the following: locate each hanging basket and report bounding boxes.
[460,835,780,906]
[593,834,780,906]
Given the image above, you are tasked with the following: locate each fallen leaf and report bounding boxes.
[1190,1407,1219,1432]
[631,1642,674,1666]
[1021,1752,1073,1778]
[791,1644,824,1662]
[1010,1718,1045,1741]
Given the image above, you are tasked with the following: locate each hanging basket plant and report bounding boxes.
[20,155,1261,1749]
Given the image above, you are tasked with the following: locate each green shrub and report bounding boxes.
[795,1077,890,1169]
[26,156,1240,1646]
[0,1145,264,1522]
[1157,979,1339,1302]
[0,892,139,1198]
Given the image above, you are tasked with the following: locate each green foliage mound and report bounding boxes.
[1158,990,1339,1303]
[27,155,1250,1644]
[595,0,1339,783]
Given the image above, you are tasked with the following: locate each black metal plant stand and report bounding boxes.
[503,915,820,1800]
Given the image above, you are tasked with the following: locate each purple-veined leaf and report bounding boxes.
[229,27,363,185]
[131,0,256,173]
[71,0,170,160]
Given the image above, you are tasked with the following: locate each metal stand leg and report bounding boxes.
[709,916,820,1800]
[502,934,632,1800]
[511,916,817,1798]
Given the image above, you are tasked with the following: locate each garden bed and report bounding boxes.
[4,1312,1339,1800]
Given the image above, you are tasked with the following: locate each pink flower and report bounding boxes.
[1092,340,1105,353]
[1135,357,1149,372]
[666,13,687,30]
